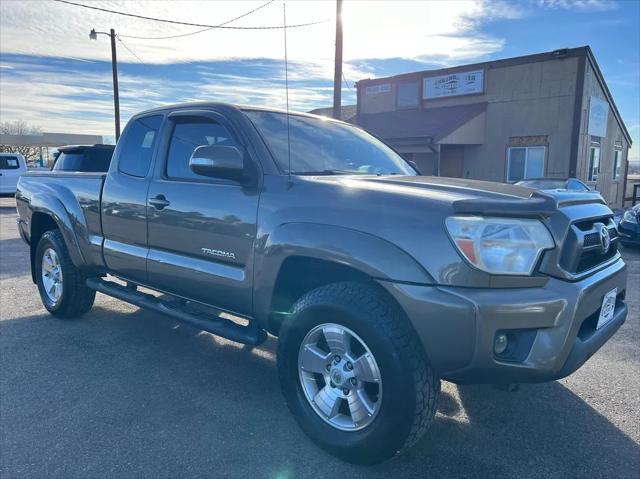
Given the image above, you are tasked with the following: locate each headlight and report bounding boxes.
[622,209,638,224]
[445,216,555,275]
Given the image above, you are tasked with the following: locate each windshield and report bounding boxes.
[244,110,415,176]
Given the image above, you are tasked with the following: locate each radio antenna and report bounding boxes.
[283,2,292,181]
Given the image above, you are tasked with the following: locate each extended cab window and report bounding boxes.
[118,115,163,177]
[166,119,238,180]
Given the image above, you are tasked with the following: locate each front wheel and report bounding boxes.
[35,230,95,318]
[277,282,440,464]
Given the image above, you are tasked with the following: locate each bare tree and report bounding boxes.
[0,120,43,162]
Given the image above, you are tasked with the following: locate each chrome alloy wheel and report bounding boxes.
[41,247,63,304]
[298,323,382,431]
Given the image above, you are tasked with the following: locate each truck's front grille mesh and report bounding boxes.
[575,245,618,273]
[583,226,618,248]
[583,232,601,247]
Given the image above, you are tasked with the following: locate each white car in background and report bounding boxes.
[0,153,27,195]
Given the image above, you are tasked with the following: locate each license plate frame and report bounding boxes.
[596,288,617,330]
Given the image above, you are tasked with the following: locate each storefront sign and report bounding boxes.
[365,83,391,95]
[423,70,483,99]
[588,96,609,138]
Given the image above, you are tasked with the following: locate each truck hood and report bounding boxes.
[307,175,607,217]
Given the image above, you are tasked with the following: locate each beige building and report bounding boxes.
[352,46,632,208]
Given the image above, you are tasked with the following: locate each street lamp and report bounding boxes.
[90,28,121,140]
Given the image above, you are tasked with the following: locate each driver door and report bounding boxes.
[145,110,259,315]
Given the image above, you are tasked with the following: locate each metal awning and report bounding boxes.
[353,102,486,145]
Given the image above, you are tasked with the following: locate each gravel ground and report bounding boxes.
[1,195,639,479]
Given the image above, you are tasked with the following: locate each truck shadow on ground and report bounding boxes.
[0,237,31,280]
[1,305,638,478]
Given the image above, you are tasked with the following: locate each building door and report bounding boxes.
[440,146,464,178]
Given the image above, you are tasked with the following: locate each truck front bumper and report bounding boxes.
[379,258,628,384]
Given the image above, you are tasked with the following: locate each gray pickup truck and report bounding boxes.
[16,103,628,464]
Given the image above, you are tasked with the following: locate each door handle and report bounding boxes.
[149,195,170,210]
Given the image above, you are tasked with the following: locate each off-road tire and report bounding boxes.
[277,281,440,465]
[35,229,95,318]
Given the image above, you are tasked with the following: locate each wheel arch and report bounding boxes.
[253,223,434,334]
[29,209,83,283]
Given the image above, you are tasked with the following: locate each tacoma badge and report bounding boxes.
[201,248,236,260]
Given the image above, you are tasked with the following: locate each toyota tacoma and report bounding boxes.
[16,103,628,464]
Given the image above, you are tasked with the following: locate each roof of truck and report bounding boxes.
[57,144,115,151]
[133,102,346,123]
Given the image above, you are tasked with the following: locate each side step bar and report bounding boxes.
[86,278,267,346]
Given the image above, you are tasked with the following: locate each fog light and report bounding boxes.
[494,333,508,355]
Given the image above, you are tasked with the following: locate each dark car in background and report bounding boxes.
[516,177,592,192]
[51,144,115,172]
[618,204,640,247]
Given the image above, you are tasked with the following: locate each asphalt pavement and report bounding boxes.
[1,196,639,479]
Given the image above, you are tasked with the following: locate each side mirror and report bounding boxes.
[189,145,244,181]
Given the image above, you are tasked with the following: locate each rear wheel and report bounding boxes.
[35,230,95,318]
[277,282,440,464]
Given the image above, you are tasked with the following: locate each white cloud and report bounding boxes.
[0,0,513,68]
[0,0,522,136]
[0,57,347,136]
[538,0,618,12]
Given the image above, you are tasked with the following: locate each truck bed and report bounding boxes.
[16,171,107,270]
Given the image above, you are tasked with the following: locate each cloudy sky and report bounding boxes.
[0,0,638,160]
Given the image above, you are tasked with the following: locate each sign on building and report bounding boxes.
[423,70,484,99]
[588,96,609,138]
[365,83,391,95]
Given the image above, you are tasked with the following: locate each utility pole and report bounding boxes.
[90,28,121,140]
[332,0,343,120]
[110,29,121,140]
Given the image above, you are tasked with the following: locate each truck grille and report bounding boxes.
[575,242,618,273]
[558,216,619,275]
[582,227,618,248]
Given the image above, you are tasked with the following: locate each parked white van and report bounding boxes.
[0,153,27,194]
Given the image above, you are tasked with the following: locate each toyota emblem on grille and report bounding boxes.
[599,225,611,254]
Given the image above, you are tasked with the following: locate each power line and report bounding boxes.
[119,0,276,40]
[342,72,352,89]
[116,35,145,64]
[54,0,328,30]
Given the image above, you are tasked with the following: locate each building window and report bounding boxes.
[507,146,545,182]
[397,81,419,109]
[588,145,600,181]
[613,149,622,180]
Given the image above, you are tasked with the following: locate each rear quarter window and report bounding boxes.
[117,115,163,177]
